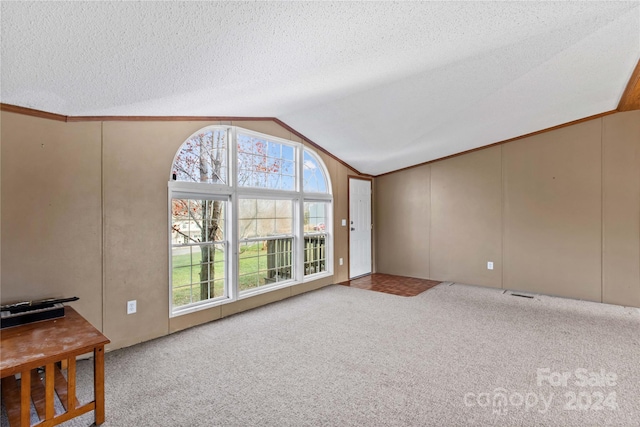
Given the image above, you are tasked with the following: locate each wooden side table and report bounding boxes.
[0,307,110,427]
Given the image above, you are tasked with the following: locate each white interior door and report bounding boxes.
[349,178,372,278]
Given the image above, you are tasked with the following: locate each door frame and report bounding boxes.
[348,175,374,279]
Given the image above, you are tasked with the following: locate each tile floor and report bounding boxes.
[338,273,441,297]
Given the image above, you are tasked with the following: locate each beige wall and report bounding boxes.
[375,166,430,278]
[503,120,602,301]
[1,112,359,350]
[1,113,103,329]
[602,112,640,307]
[430,146,502,288]
[375,111,640,307]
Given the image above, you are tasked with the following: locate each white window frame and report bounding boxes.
[302,199,332,279]
[169,126,333,317]
[237,195,297,297]
[168,191,233,317]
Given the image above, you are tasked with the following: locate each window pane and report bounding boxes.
[172,246,192,268]
[239,198,294,293]
[172,129,227,184]
[171,199,190,244]
[304,201,327,233]
[238,199,257,219]
[267,141,281,158]
[239,199,292,239]
[267,174,281,189]
[202,200,225,242]
[239,238,292,293]
[172,199,225,245]
[304,201,328,276]
[282,161,295,176]
[237,134,295,190]
[303,235,327,276]
[257,218,276,236]
[303,150,328,193]
[172,197,227,311]
[238,219,257,239]
[238,241,262,291]
[282,145,294,161]
[172,284,193,308]
[172,266,192,287]
[275,199,292,216]
[281,176,294,190]
[256,199,275,216]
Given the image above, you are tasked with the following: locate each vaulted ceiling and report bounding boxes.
[2,2,639,175]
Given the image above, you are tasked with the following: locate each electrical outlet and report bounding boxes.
[339,258,343,266]
[487,262,494,270]
[127,300,137,314]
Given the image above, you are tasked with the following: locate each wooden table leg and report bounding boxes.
[68,356,76,410]
[94,346,105,425]
[20,369,31,427]
[45,363,55,420]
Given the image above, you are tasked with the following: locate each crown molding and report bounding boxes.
[0,103,67,122]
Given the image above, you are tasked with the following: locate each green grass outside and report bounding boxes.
[172,243,273,307]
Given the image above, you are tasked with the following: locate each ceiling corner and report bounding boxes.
[617,59,640,111]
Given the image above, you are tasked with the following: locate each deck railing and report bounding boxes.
[265,238,292,282]
[266,235,326,281]
[303,235,326,275]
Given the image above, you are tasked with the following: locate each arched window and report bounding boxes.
[303,150,328,193]
[301,149,331,276]
[172,128,228,184]
[169,126,332,316]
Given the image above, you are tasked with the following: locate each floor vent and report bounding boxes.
[511,293,534,299]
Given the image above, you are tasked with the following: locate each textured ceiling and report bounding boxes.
[2,1,639,175]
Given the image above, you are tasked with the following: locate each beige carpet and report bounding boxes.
[4,283,640,426]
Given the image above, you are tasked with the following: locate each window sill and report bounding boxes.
[171,272,333,317]
[238,279,296,300]
[170,296,231,318]
[237,271,333,300]
[303,271,332,282]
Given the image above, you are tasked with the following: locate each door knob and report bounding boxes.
[351,227,355,231]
